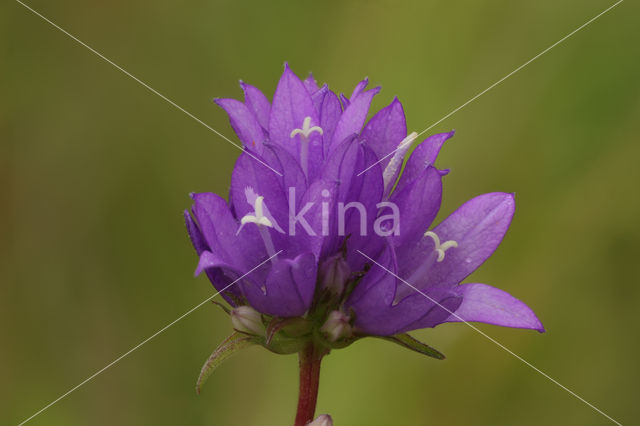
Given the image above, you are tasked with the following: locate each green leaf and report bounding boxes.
[196,332,256,394]
[378,333,446,360]
[211,300,231,315]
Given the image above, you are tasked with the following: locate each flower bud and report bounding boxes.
[230,306,264,336]
[319,254,350,295]
[320,311,352,342]
[308,414,333,426]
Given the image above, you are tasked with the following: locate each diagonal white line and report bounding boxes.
[14,0,283,177]
[357,0,624,177]
[17,250,282,426]
[357,250,623,425]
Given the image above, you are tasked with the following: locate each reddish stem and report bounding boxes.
[294,344,323,426]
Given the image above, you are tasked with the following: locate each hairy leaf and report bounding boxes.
[378,333,445,360]
[196,332,257,394]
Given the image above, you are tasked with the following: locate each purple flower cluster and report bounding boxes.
[185,64,543,340]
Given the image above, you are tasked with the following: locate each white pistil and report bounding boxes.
[382,132,418,193]
[240,196,273,228]
[238,193,277,262]
[397,230,459,304]
[424,231,458,262]
[290,116,323,177]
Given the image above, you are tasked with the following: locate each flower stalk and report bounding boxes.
[295,344,324,426]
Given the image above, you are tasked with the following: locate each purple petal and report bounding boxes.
[231,153,313,258]
[347,243,397,308]
[321,136,360,203]
[268,64,321,163]
[394,131,455,195]
[311,84,329,113]
[405,193,515,289]
[190,193,240,263]
[328,86,380,155]
[303,73,320,94]
[195,250,230,277]
[289,179,336,257]
[388,166,442,247]
[342,145,385,271]
[348,246,462,336]
[339,93,350,109]
[240,81,271,131]
[241,253,318,317]
[392,289,462,333]
[443,283,544,332]
[230,152,289,227]
[362,287,462,335]
[259,143,307,204]
[317,89,342,154]
[184,209,208,255]
[349,77,369,101]
[194,250,253,306]
[190,192,265,270]
[214,98,266,152]
[361,97,407,164]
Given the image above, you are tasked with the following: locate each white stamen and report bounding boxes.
[424,231,458,262]
[290,116,323,139]
[395,230,459,305]
[290,116,323,177]
[237,190,278,262]
[240,196,273,228]
[382,132,418,193]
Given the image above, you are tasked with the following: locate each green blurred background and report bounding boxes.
[2,0,639,425]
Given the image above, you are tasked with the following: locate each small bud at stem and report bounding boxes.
[230,306,264,336]
[308,414,333,426]
[319,254,351,296]
[320,311,352,342]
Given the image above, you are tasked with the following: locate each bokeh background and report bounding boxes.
[2,0,639,425]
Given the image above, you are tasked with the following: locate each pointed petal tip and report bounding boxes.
[448,283,544,333]
[522,313,545,333]
[491,191,516,205]
[390,96,402,105]
[505,192,516,204]
[194,251,216,277]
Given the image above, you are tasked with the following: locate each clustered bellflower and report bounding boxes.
[185,64,544,425]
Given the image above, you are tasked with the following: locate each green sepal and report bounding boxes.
[211,300,231,315]
[256,317,312,355]
[263,332,309,355]
[265,317,312,344]
[196,332,258,394]
[378,333,445,360]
